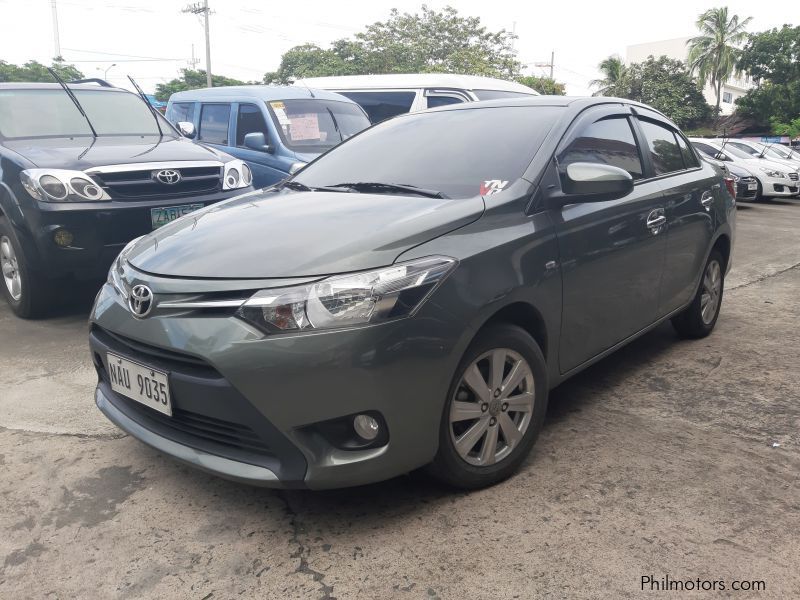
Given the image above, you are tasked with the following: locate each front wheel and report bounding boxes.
[671,249,725,339]
[0,219,51,318]
[427,323,548,489]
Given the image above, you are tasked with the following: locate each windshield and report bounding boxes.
[717,143,753,160]
[265,98,370,152]
[293,105,561,199]
[0,89,171,139]
[760,144,796,161]
[729,142,760,156]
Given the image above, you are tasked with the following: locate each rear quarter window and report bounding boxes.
[338,91,416,123]
[198,104,231,145]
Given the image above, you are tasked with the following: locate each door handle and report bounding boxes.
[700,190,714,210]
[646,209,666,233]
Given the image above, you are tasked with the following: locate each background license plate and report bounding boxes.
[748,183,758,191]
[107,352,172,416]
[151,203,203,229]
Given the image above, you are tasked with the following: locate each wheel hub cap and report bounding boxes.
[449,348,535,467]
[0,236,22,301]
[700,259,722,325]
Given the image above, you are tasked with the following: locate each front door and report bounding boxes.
[233,103,286,187]
[553,111,667,373]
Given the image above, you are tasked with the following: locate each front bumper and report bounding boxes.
[761,176,798,197]
[89,277,467,489]
[20,189,250,279]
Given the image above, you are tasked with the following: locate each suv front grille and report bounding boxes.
[91,166,222,199]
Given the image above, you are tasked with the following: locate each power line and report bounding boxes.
[182,1,212,87]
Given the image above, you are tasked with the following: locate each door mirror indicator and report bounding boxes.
[243,132,274,153]
[176,121,196,139]
[556,162,634,204]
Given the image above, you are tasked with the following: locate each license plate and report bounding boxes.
[150,203,204,229]
[747,183,758,191]
[106,352,172,416]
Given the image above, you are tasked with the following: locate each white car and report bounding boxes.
[722,138,800,171]
[690,138,799,199]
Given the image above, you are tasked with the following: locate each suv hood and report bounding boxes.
[127,189,484,278]
[3,135,228,170]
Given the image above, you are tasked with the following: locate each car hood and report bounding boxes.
[739,157,795,174]
[126,189,484,278]
[3,136,228,170]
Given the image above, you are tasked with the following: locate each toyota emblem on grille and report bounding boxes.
[128,284,154,318]
[154,169,181,185]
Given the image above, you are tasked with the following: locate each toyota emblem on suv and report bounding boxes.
[155,169,181,185]
[128,285,154,318]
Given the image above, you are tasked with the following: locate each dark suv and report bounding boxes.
[0,82,253,317]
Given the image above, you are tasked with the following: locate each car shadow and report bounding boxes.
[43,279,102,319]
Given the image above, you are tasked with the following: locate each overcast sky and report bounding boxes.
[0,0,790,95]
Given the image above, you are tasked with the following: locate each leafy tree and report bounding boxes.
[0,58,83,82]
[264,5,520,84]
[736,25,800,126]
[590,55,626,96]
[517,75,565,95]
[155,69,251,101]
[770,116,800,138]
[606,56,712,129]
[686,7,752,114]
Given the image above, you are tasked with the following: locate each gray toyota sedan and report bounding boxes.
[89,97,735,490]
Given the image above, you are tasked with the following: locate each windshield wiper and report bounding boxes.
[128,75,164,139]
[326,107,344,142]
[326,182,448,199]
[47,67,97,139]
[281,180,349,193]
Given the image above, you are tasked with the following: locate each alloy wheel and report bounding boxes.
[0,236,22,301]
[449,348,535,467]
[700,259,722,325]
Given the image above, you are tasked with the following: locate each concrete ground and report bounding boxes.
[1,198,799,599]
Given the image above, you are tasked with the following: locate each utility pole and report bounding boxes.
[182,1,212,88]
[534,50,555,80]
[50,0,61,58]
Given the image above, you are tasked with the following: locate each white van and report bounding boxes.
[294,73,539,123]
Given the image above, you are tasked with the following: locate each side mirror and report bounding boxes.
[176,121,196,139]
[714,152,729,161]
[243,132,273,153]
[560,162,634,201]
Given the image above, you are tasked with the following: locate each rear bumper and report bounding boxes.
[20,189,250,279]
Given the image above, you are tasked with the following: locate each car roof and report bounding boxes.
[168,85,352,103]
[294,73,539,94]
[0,82,126,92]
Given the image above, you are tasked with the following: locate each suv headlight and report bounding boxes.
[235,256,457,334]
[760,168,786,178]
[21,169,110,202]
[223,160,252,189]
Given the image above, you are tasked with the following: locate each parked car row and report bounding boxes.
[690,138,800,200]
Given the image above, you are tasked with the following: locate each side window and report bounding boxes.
[198,103,231,145]
[638,120,685,175]
[692,142,718,158]
[558,116,644,179]
[425,94,465,109]
[166,102,194,125]
[338,91,416,123]
[675,133,700,168]
[729,142,759,156]
[236,103,269,146]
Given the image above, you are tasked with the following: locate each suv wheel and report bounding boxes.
[0,219,50,318]
[427,323,548,489]
[671,249,725,339]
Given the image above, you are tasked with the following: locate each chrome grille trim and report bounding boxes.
[85,160,224,174]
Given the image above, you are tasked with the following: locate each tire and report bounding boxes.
[671,249,725,339]
[755,180,763,201]
[427,323,548,489]
[0,218,51,318]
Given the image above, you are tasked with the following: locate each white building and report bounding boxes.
[626,37,754,115]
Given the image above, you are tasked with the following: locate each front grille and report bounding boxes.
[789,172,798,182]
[736,176,758,198]
[92,166,222,199]
[98,326,212,372]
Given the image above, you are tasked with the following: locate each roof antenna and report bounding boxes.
[297,78,316,98]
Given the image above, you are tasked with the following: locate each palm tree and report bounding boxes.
[590,55,625,96]
[687,7,752,114]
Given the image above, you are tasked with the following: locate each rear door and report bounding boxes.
[554,107,667,373]
[197,103,232,149]
[635,117,718,314]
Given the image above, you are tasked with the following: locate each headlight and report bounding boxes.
[20,169,110,202]
[235,256,457,334]
[107,236,143,298]
[760,168,786,178]
[223,160,251,190]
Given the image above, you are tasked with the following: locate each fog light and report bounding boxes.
[353,414,380,441]
[53,229,74,247]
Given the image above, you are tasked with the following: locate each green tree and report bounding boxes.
[0,58,83,82]
[686,7,752,114]
[607,56,712,129]
[155,69,251,101]
[264,5,520,84]
[517,75,565,95]
[736,25,800,126]
[590,55,626,96]
[770,116,800,138]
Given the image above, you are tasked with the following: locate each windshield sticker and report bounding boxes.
[272,107,291,126]
[480,180,509,195]
[269,101,285,110]
[289,113,321,141]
